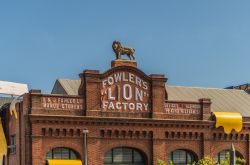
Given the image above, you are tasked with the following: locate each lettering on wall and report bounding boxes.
[101,71,150,111]
[42,97,83,110]
[165,103,201,115]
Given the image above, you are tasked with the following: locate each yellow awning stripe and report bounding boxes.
[47,160,82,165]
[213,112,243,134]
[0,118,7,165]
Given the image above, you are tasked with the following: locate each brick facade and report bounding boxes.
[3,60,250,165]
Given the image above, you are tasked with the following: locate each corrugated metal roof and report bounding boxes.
[52,79,81,95]
[52,79,250,116]
[166,86,250,116]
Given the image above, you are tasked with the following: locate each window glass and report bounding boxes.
[133,150,143,163]
[113,148,133,163]
[173,150,185,163]
[53,148,62,159]
[216,150,243,163]
[70,150,77,159]
[46,147,78,160]
[9,135,16,154]
[187,153,192,162]
[46,151,52,160]
[61,148,69,159]
[122,148,132,163]
[113,148,123,163]
[104,150,112,163]
[216,150,235,163]
[217,150,227,162]
[171,150,194,165]
[104,147,145,165]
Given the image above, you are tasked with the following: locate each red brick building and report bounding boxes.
[1,59,250,165]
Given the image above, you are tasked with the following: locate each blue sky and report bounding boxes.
[0,1,250,93]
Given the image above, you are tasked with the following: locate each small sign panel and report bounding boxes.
[165,103,201,115]
[101,71,150,112]
[41,97,83,110]
[0,81,28,96]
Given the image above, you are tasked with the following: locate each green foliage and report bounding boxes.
[157,153,246,165]
[236,156,246,165]
[187,162,196,165]
[169,161,174,165]
[219,152,230,165]
[219,152,246,165]
[197,156,217,165]
[157,159,174,165]
[157,159,167,165]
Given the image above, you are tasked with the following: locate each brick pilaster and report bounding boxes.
[151,74,167,119]
[79,70,101,116]
[199,98,211,120]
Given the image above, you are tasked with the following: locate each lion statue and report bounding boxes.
[112,41,135,60]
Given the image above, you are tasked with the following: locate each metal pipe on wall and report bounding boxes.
[83,129,89,165]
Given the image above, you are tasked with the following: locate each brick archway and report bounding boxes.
[41,139,83,164]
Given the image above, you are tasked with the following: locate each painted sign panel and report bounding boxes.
[41,97,83,110]
[0,81,28,96]
[165,102,201,115]
[101,71,150,111]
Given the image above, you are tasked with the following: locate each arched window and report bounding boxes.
[46,147,79,160]
[169,149,196,165]
[216,150,243,163]
[104,147,146,165]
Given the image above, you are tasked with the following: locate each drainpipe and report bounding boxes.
[82,129,89,165]
[230,143,235,165]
